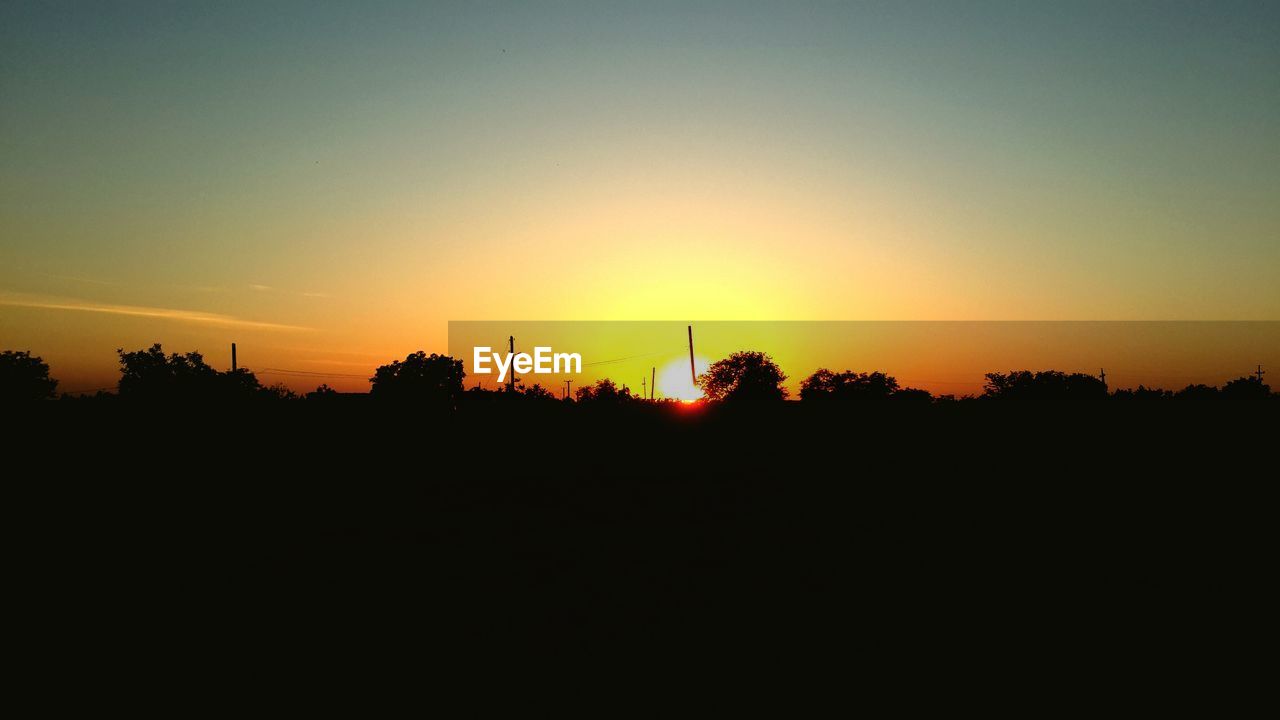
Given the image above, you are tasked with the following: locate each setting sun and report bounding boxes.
[657,356,712,402]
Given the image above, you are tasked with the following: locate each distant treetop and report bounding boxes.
[0,350,58,401]
[700,351,788,404]
[982,370,1107,402]
[116,343,264,400]
[370,351,465,408]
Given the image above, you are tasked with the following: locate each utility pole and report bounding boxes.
[508,335,516,392]
[1256,364,1267,383]
[565,379,572,400]
[651,366,656,400]
[231,343,237,371]
[688,325,697,389]
[1099,367,1106,389]
[641,376,646,400]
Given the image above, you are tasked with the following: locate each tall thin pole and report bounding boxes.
[688,325,697,388]
[565,379,572,400]
[508,335,516,392]
[231,342,237,371]
[641,376,646,400]
[1257,364,1267,383]
[651,366,656,400]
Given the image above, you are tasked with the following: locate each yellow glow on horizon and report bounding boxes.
[657,355,712,401]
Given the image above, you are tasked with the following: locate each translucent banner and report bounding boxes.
[448,321,1280,399]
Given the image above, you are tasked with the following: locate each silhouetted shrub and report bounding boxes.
[800,369,900,404]
[890,387,934,408]
[307,384,339,400]
[0,350,58,401]
[575,378,631,404]
[700,351,787,404]
[1221,376,1271,402]
[117,344,262,401]
[1176,384,1219,402]
[1113,385,1173,404]
[983,370,1106,404]
[521,383,558,402]
[370,351,464,408]
[261,382,298,401]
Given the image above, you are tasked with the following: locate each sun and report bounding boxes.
[656,356,712,401]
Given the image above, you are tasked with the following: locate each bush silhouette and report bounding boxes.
[16,338,1273,415]
[890,387,934,407]
[261,382,298,401]
[520,383,558,402]
[700,351,787,404]
[307,384,339,400]
[370,351,464,408]
[983,370,1106,403]
[0,350,58,401]
[117,344,262,400]
[1176,384,1219,402]
[800,369,899,403]
[575,378,631,404]
[1113,385,1172,404]
[1222,376,1271,401]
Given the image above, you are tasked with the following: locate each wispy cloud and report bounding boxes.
[180,283,329,299]
[249,283,328,299]
[38,272,120,286]
[0,292,311,331]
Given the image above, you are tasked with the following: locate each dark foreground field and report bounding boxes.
[9,400,1274,685]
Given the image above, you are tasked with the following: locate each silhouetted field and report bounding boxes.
[12,396,1272,664]
[7,346,1275,672]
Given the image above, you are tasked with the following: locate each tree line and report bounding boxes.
[0,346,1273,408]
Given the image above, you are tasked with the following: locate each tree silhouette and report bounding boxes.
[0,350,58,401]
[117,343,261,400]
[700,351,787,403]
[224,368,264,397]
[261,382,298,401]
[1176,384,1219,401]
[1113,385,1172,403]
[307,384,339,400]
[1221,375,1271,401]
[520,383,557,401]
[983,370,1106,403]
[370,351,464,408]
[799,369,899,403]
[575,378,629,404]
[890,387,934,407]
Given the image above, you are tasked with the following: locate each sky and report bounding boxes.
[448,321,1280,399]
[2,1,1278,392]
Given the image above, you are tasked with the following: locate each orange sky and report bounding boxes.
[448,322,1277,400]
[3,4,1278,393]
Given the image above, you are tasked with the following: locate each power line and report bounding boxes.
[583,346,686,367]
[255,368,369,378]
